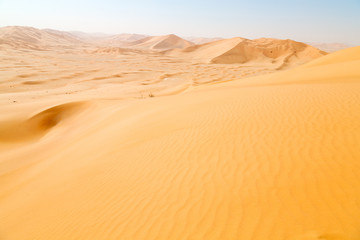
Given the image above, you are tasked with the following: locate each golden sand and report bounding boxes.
[0,26,359,240]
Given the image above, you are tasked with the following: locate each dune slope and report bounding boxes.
[0,47,360,240]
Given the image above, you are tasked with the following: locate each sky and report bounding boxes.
[0,0,359,45]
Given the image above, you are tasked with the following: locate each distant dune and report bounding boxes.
[0,26,84,49]
[98,33,149,47]
[104,33,148,42]
[126,34,195,50]
[0,26,195,51]
[185,36,224,44]
[167,37,327,68]
[1,26,353,55]
[0,26,149,49]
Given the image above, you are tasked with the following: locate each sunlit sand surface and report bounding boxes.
[1,26,359,240]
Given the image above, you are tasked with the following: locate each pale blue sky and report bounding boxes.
[0,0,359,44]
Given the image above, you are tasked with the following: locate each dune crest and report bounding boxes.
[0,102,88,143]
[303,45,360,67]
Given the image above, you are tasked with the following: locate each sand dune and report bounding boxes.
[127,34,195,50]
[0,35,360,240]
[69,30,112,40]
[67,31,148,45]
[0,26,84,49]
[103,33,148,43]
[0,25,330,71]
[0,102,87,142]
[0,26,149,49]
[167,37,327,68]
[185,36,224,44]
[92,34,150,47]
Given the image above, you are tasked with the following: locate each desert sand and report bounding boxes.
[0,26,359,240]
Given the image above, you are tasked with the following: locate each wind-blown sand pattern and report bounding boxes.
[0,26,360,240]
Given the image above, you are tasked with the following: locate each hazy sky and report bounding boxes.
[1,0,359,44]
